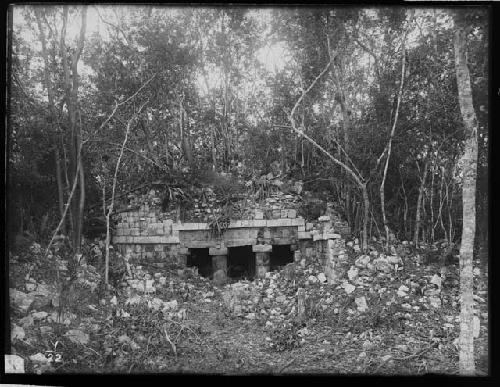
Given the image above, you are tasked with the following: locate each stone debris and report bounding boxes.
[29,352,51,364]
[429,296,441,309]
[347,266,359,281]
[32,311,48,320]
[397,285,409,297]
[162,299,178,312]
[343,283,356,294]
[355,255,370,268]
[316,272,327,283]
[148,297,165,311]
[387,255,401,265]
[355,296,368,312]
[64,329,90,345]
[10,289,36,313]
[11,324,25,341]
[430,274,442,292]
[373,257,392,273]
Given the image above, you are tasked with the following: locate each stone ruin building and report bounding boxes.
[112,183,351,284]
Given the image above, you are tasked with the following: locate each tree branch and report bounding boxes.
[83,72,158,143]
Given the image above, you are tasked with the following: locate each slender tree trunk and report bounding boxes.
[454,18,479,375]
[54,148,65,233]
[60,6,87,257]
[380,35,406,249]
[360,185,369,250]
[211,124,217,171]
[429,160,436,242]
[35,10,66,235]
[436,165,448,242]
[414,160,429,246]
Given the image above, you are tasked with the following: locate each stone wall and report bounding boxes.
[113,194,349,284]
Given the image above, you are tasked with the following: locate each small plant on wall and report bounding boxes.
[208,204,232,239]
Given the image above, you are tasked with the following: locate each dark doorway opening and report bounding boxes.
[270,245,293,271]
[187,248,211,278]
[228,245,255,280]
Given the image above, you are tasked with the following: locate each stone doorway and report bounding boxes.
[227,245,255,280]
[270,245,293,271]
[187,248,212,278]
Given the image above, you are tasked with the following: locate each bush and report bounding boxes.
[269,320,303,352]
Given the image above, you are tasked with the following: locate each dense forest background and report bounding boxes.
[8,5,488,254]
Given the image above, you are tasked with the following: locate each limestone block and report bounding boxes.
[313,233,324,241]
[254,209,264,220]
[272,210,281,219]
[232,229,250,240]
[251,220,267,228]
[324,233,342,240]
[255,264,269,279]
[252,245,272,253]
[130,228,140,236]
[294,251,302,262]
[247,229,259,239]
[297,225,306,232]
[281,209,288,218]
[212,255,228,271]
[298,231,311,240]
[267,219,292,227]
[225,239,257,248]
[287,209,297,218]
[213,269,227,285]
[178,247,189,255]
[209,247,228,256]
[255,252,270,266]
[177,254,188,266]
[112,236,126,244]
[228,220,242,228]
[306,247,314,258]
[155,245,164,252]
[273,238,294,245]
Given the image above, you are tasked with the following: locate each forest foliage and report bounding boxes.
[8,5,488,253]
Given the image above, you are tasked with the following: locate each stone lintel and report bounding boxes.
[266,219,292,227]
[172,223,209,231]
[324,233,342,239]
[313,233,325,241]
[290,217,305,226]
[209,247,228,256]
[271,238,294,245]
[225,239,257,247]
[251,220,267,227]
[252,244,272,253]
[184,241,219,248]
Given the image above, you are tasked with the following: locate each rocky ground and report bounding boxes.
[7,239,488,375]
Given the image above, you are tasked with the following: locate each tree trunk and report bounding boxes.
[454,18,479,376]
[54,148,65,234]
[380,28,407,249]
[35,10,66,234]
[414,160,429,246]
[361,184,369,251]
[60,6,87,257]
[211,124,217,171]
